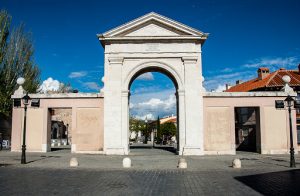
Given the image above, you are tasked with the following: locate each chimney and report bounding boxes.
[298,64,300,74]
[225,83,232,90]
[257,67,270,80]
[236,80,242,85]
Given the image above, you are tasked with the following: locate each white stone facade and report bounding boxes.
[98,12,208,155]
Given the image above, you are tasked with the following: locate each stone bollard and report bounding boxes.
[232,158,241,168]
[178,158,187,169]
[70,157,79,167]
[123,157,131,168]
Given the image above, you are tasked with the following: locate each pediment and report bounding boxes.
[98,12,208,39]
[123,22,184,37]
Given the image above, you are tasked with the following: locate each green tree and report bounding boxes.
[129,116,152,143]
[160,122,176,137]
[0,10,40,116]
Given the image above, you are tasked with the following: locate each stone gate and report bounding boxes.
[98,12,208,155]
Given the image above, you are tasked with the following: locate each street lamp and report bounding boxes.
[275,75,299,168]
[21,92,30,164]
[14,77,39,164]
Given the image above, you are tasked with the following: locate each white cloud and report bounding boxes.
[204,70,255,92]
[69,71,87,78]
[83,82,100,90]
[215,84,226,92]
[204,55,300,92]
[130,92,176,119]
[135,113,155,120]
[129,102,134,109]
[38,77,62,93]
[136,72,154,80]
[243,56,298,69]
[132,86,161,94]
[221,68,233,73]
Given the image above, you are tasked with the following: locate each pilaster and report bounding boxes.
[104,56,126,155]
[181,56,204,155]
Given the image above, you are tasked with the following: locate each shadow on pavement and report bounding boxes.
[51,147,70,152]
[153,146,177,154]
[235,169,300,195]
[0,164,12,167]
[130,144,177,154]
[130,145,153,149]
[26,155,61,164]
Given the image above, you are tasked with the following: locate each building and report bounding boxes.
[226,66,300,150]
[226,66,300,92]
[159,115,177,125]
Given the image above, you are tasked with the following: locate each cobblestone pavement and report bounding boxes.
[1,148,300,195]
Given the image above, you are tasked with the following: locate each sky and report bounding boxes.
[1,0,300,119]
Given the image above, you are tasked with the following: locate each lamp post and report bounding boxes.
[275,75,298,168]
[14,77,39,164]
[21,92,30,164]
[286,95,296,168]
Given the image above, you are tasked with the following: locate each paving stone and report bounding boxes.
[0,148,300,195]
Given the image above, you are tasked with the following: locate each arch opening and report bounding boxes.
[128,67,180,155]
[128,66,179,90]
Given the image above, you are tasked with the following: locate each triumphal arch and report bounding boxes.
[98,12,208,155]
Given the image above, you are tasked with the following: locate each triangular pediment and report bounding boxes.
[124,22,184,37]
[98,12,208,39]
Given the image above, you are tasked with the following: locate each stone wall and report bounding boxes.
[203,92,297,155]
[11,93,104,153]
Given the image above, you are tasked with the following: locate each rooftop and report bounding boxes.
[226,67,300,92]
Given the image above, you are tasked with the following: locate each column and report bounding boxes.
[121,90,129,155]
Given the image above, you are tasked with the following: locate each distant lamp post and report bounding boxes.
[21,92,31,164]
[275,75,299,168]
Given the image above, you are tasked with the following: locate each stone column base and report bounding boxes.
[182,146,203,155]
[204,150,236,155]
[71,144,76,153]
[105,147,128,155]
[42,144,51,152]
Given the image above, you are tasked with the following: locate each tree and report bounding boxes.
[160,122,176,136]
[158,122,176,144]
[0,10,40,116]
[129,116,152,143]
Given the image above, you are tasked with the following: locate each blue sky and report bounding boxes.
[1,0,300,119]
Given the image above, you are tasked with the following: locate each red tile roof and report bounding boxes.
[226,69,300,92]
[164,118,177,123]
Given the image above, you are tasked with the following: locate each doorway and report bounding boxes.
[234,107,261,153]
[49,108,72,152]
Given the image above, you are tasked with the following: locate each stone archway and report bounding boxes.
[124,62,182,154]
[99,12,207,155]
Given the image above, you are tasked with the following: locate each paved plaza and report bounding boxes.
[1,147,300,195]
